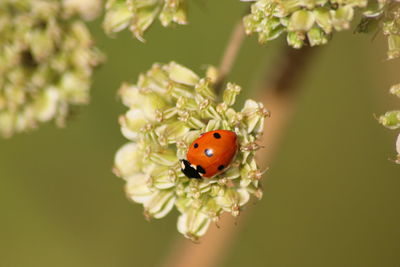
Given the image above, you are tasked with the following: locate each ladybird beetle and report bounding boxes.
[180,130,238,179]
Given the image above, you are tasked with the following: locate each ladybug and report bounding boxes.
[180,130,238,179]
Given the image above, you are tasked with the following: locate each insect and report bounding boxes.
[180,130,238,179]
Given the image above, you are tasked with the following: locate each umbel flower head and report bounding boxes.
[103,0,188,41]
[242,0,370,48]
[0,0,104,138]
[379,84,400,164]
[113,62,269,240]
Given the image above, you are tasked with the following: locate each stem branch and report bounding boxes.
[215,21,246,93]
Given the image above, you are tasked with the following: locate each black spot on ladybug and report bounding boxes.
[197,165,206,174]
[218,165,225,171]
[213,132,221,139]
[194,143,199,148]
[204,148,213,157]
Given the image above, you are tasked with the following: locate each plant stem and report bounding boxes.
[160,45,318,267]
[215,21,246,93]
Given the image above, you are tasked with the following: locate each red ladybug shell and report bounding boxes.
[186,130,238,178]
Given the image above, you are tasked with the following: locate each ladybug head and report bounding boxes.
[180,159,202,179]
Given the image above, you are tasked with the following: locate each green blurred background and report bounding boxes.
[1,1,399,266]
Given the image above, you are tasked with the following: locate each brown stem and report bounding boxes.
[215,21,246,93]
[160,44,318,267]
[269,46,316,96]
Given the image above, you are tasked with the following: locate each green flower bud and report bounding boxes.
[307,27,329,46]
[288,10,315,31]
[104,0,188,41]
[103,1,133,36]
[331,5,354,31]
[241,99,270,134]
[114,62,268,239]
[287,31,306,48]
[0,0,104,137]
[223,83,241,107]
[379,110,400,130]
[314,7,333,33]
[167,61,199,86]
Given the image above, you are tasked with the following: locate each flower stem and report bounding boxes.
[160,45,318,267]
[215,21,246,94]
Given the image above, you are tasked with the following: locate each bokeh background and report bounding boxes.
[1,1,400,267]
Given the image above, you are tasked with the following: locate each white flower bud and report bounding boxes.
[177,208,211,240]
[114,143,145,179]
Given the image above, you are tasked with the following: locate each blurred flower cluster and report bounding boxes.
[243,0,370,48]
[113,62,269,240]
[103,0,187,41]
[0,0,104,138]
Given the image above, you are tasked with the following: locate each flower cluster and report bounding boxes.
[63,0,103,21]
[0,0,104,138]
[242,0,369,48]
[113,62,269,240]
[360,1,400,163]
[103,0,188,41]
[379,85,400,164]
[356,0,400,59]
